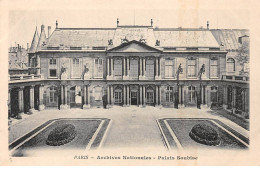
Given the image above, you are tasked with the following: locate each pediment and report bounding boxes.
[107,40,161,53]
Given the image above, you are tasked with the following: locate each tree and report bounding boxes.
[236,40,249,75]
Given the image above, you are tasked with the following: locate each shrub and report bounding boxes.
[189,123,220,146]
[46,124,77,146]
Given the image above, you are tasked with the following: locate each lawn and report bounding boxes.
[158,118,248,150]
[208,110,249,130]
[10,118,110,157]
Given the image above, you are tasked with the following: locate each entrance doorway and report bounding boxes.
[70,86,82,108]
[131,91,138,105]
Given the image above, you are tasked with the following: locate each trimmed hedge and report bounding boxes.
[189,123,220,146]
[46,124,77,146]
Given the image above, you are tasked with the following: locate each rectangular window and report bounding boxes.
[49,69,57,77]
[145,59,154,78]
[187,59,196,77]
[165,86,174,102]
[48,58,57,78]
[165,59,174,78]
[210,59,218,78]
[49,58,56,65]
[114,59,123,77]
[114,91,122,103]
[94,58,103,78]
[72,58,81,78]
[130,58,138,78]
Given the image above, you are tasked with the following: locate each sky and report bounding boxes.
[5,0,251,48]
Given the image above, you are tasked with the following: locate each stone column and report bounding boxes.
[61,85,64,105]
[87,85,90,105]
[155,58,158,78]
[159,85,162,106]
[39,84,45,111]
[155,85,159,106]
[143,86,146,107]
[83,85,90,109]
[232,87,237,113]
[29,85,35,114]
[139,57,143,78]
[107,57,110,76]
[124,57,126,76]
[107,85,110,106]
[127,57,130,76]
[127,85,130,106]
[111,85,114,106]
[158,57,160,76]
[111,57,114,77]
[139,85,143,107]
[18,87,24,117]
[223,85,228,109]
[123,85,127,106]
[64,85,68,105]
[143,57,146,77]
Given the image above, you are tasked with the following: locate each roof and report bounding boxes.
[34,25,249,52]
[210,29,249,50]
[154,29,220,48]
[47,28,115,48]
[36,25,48,51]
[28,27,39,53]
[107,40,161,53]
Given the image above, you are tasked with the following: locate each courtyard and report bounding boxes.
[8,107,249,157]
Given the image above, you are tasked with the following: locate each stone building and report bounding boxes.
[8,20,249,119]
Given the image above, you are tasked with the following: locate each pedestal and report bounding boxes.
[39,104,45,111]
[60,104,69,110]
[83,104,91,109]
[28,108,36,114]
[223,104,228,110]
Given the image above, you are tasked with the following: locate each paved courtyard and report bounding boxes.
[9,107,249,153]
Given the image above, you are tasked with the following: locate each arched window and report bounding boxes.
[227,58,235,72]
[165,86,174,102]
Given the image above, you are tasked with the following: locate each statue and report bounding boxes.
[155,40,160,46]
[108,39,113,45]
[60,63,67,79]
[82,63,90,80]
[121,36,129,44]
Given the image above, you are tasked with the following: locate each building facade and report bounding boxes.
[8,20,249,119]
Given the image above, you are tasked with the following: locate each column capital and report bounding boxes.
[19,86,24,90]
[30,85,35,88]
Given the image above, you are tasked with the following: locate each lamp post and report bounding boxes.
[197,64,205,109]
[175,64,183,109]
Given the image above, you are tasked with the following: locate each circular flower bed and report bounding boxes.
[46,124,77,146]
[189,123,220,146]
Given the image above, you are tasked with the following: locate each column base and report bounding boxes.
[39,104,45,111]
[139,76,144,80]
[8,119,12,126]
[155,75,161,80]
[106,76,113,80]
[223,104,228,110]
[123,104,128,107]
[178,104,185,108]
[17,112,24,119]
[201,104,210,110]
[83,104,91,109]
[142,104,146,108]
[232,108,236,114]
[123,76,130,80]
[60,104,70,110]
[28,108,36,114]
[106,104,112,108]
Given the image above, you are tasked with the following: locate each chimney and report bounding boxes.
[27,43,29,50]
[151,19,153,27]
[48,26,51,38]
[56,20,58,29]
[17,44,19,51]
[207,21,209,29]
[117,18,119,26]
